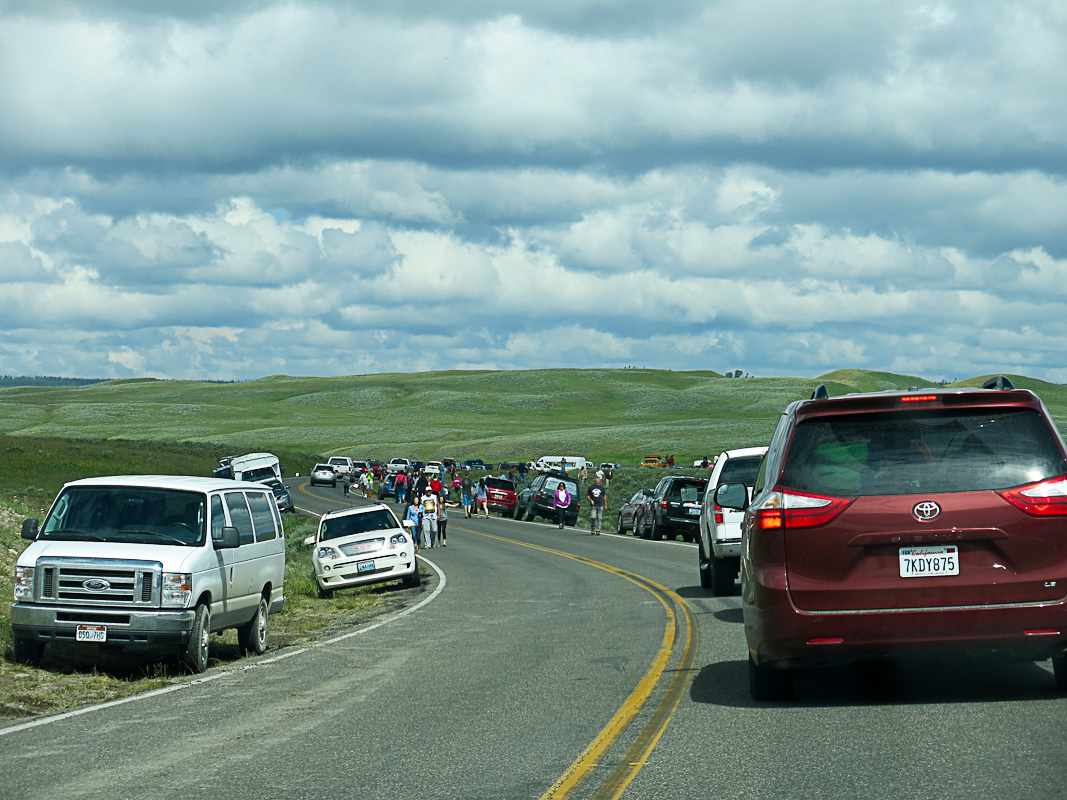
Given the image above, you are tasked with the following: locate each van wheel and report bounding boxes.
[181,604,210,673]
[748,655,793,701]
[316,585,333,600]
[12,635,44,666]
[1053,654,1067,691]
[237,596,269,655]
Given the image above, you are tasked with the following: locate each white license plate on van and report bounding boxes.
[899,546,959,578]
[76,625,107,643]
[357,560,375,573]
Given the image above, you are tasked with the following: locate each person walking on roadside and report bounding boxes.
[553,482,571,529]
[460,471,474,518]
[475,478,489,518]
[421,490,439,548]
[586,475,607,536]
[396,470,408,504]
[359,469,372,498]
[404,500,422,552]
[438,496,449,546]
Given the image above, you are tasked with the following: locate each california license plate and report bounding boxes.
[76,625,107,643]
[899,545,959,578]
[357,560,375,573]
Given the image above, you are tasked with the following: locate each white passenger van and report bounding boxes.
[12,475,286,673]
[214,452,283,483]
[534,456,594,473]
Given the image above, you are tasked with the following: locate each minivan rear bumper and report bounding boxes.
[11,603,197,645]
[746,590,1067,667]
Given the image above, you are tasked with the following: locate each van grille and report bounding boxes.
[33,558,162,607]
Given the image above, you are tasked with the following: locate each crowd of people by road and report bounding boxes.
[328,459,621,544]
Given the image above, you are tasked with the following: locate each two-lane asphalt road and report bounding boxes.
[3,478,1066,799]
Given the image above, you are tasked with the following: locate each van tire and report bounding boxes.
[12,635,44,666]
[237,596,269,655]
[749,655,793,702]
[1053,654,1067,691]
[182,604,210,673]
[316,585,333,599]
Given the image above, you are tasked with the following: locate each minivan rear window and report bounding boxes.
[780,407,1066,496]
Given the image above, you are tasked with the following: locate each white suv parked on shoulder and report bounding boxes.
[698,446,768,595]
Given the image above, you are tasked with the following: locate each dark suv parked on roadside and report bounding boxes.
[517,472,581,526]
[638,475,706,542]
[718,377,1067,701]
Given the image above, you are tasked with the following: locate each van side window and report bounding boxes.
[224,492,255,545]
[246,492,277,542]
[210,495,226,542]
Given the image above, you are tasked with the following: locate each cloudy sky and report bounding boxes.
[1,0,1066,382]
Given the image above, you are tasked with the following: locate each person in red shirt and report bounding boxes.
[429,475,443,495]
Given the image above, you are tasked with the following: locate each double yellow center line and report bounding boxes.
[467,529,699,800]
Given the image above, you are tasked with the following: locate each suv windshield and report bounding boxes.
[41,486,206,546]
[780,406,1066,496]
[320,508,400,542]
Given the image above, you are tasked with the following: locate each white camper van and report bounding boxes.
[12,475,286,673]
[214,452,282,483]
[534,456,594,473]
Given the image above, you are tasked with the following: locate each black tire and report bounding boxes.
[237,596,269,655]
[316,585,333,599]
[403,559,422,588]
[710,556,736,597]
[650,515,662,541]
[697,539,713,589]
[181,604,211,674]
[525,503,536,522]
[1053,654,1067,691]
[12,635,44,666]
[617,513,625,534]
[748,655,793,701]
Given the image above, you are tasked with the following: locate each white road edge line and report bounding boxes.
[0,556,447,738]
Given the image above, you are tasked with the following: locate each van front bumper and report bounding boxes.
[10,603,197,645]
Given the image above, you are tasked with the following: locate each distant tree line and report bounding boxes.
[0,375,104,388]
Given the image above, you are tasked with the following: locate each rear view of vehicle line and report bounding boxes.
[717,377,1067,700]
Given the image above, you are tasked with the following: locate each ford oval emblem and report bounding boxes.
[83,578,111,592]
[913,501,941,522]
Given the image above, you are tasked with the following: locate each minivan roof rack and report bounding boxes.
[981,375,1015,390]
[811,384,829,400]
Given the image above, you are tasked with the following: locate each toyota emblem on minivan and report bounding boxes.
[913,501,941,522]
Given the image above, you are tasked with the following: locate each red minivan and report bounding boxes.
[718,377,1067,700]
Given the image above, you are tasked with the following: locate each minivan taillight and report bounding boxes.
[754,490,852,530]
[999,477,1067,516]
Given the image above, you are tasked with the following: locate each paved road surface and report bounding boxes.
[2,478,1065,799]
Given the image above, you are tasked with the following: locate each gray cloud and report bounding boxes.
[0,0,1065,382]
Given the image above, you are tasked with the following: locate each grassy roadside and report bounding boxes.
[0,497,425,724]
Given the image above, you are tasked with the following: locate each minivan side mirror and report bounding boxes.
[21,518,39,541]
[213,526,241,549]
[716,483,749,511]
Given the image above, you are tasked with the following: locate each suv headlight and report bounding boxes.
[389,533,407,548]
[316,546,340,561]
[162,572,192,608]
[14,566,34,602]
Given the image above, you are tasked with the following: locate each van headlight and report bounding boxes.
[162,573,192,607]
[14,566,34,602]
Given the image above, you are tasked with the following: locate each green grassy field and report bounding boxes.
[5,368,1061,472]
